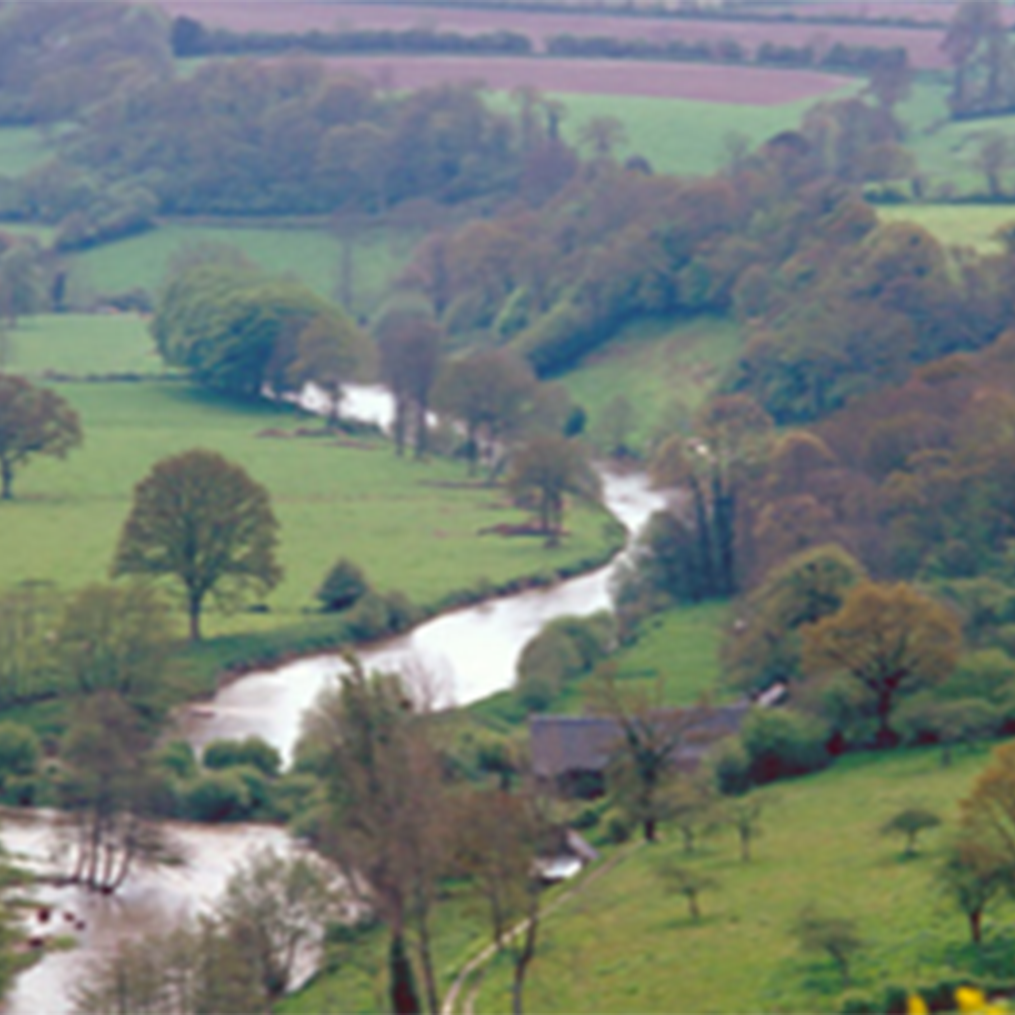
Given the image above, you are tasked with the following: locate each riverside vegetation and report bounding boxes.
[7,1,1015,1012]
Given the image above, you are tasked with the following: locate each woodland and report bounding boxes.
[6,1,1015,1014]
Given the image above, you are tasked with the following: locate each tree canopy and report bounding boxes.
[152,261,368,399]
[0,373,82,500]
[802,581,962,746]
[112,449,282,641]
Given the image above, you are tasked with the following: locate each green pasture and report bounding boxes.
[472,744,1008,1014]
[879,202,1015,252]
[2,314,167,377]
[0,127,51,178]
[561,315,743,452]
[898,80,1015,199]
[65,221,422,318]
[0,377,618,641]
[573,601,727,708]
[556,84,862,177]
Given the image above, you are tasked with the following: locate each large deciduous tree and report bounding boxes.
[58,689,179,894]
[0,373,82,500]
[112,449,282,641]
[300,659,448,1015]
[648,394,773,601]
[153,260,363,400]
[280,311,374,427]
[506,434,600,546]
[376,304,443,458]
[801,581,962,747]
[434,349,540,477]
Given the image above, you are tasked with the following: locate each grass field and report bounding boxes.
[2,314,168,376]
[470,744,1009,1014]
[879,203,1015,252]
[65,221,422,318]
[0,317,619,647]
[557,85,860,176]
[0,127,51,178]
[898,80,1015,200]
[561,315,743,452]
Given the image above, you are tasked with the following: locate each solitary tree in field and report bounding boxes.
[655,861,719,922]
[112,449,282,641]
[0,373,82,500]
[506,435,600,546]
[879,806,942,858]
[793,907,863,987]
[801,582,961,747]
[301,659,448,1015]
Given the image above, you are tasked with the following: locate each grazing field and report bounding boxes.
[552,602,729,716]
[2,314,167,377]
[472,745,1007,1015]
[0,318,619,642]
[65,221,422,317]
[896,81,1015,199]
[560,315,743,451]
[556,88,860,174]
[879,203,1015,252]
[159,0,952,68]
[0,126,51,177]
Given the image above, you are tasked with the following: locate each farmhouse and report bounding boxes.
[530,703,750,797]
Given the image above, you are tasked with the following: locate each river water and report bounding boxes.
[2,387,667,1013]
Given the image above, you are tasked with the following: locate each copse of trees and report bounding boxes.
[0,2,172,126]
[399,93,930,394]
[152,256,372,401]
[61,62,568,218]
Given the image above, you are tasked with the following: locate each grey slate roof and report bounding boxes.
[530,704,750,780]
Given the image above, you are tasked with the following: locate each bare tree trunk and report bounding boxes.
[187,592,202,642]
[389,930,421,1015]
[511,891,540,1015]
[413,905,440,1015]
[0,459,12,500]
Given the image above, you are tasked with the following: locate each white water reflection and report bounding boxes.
[1,810,293,1015]
[180,466,668,763]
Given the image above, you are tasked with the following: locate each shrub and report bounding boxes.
[229,764,273,817]
[203,735,281,778]
[156,739,198,780]
[184,771,253,822]
[709,737,752,795]
[0,723,40,780]
[741,709,829,785]
[271,772,321,822]
[316,558,369,612]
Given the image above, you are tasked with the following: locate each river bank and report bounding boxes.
[0,388,669,1012]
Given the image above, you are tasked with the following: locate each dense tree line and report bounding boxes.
[0,2,172,125]
[399,93,920,385]
[58,61,567,217]
[547,32,906,74]
[171,16,532,59]
[943,0,1015,119]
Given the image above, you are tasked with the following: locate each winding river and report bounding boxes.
[1,387,667,1013]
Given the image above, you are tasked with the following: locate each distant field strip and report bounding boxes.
[158,0,952,68]
[879,203,1015,252]
[305,54,852,104]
